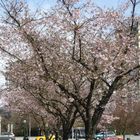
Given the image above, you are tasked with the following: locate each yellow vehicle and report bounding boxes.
[49,134,55,140]
[36,134,55,140]
[36,135,46,140]
[36,130,55,140]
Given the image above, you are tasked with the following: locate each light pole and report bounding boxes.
[23,120,26,138]
[45,123,48,140]
[23,120,28,140]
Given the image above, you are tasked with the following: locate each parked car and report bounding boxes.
[134,132,140,136]
[95,131,116,139]
[0,132,15,140]
[103,137,123,140]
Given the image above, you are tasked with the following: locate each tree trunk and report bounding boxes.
[62,124,71,140]
[62,130,69,140]
[85,120,97,140]
[122,130,126,140]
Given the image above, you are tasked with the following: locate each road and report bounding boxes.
[15,136,140,140]
[125,135,140,140]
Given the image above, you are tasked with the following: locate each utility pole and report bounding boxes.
[8,124,10,132]
[11,124,13,133]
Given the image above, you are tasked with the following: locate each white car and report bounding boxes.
[0,132,15,140]
[95,131,116,139]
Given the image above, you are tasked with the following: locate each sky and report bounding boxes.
[27,0,56,11]
[27,0,127,10]
[95,0,127,7]
[26,0,140,16]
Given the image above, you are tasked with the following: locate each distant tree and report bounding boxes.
[2,78,78,139]
[111,86,140,139]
